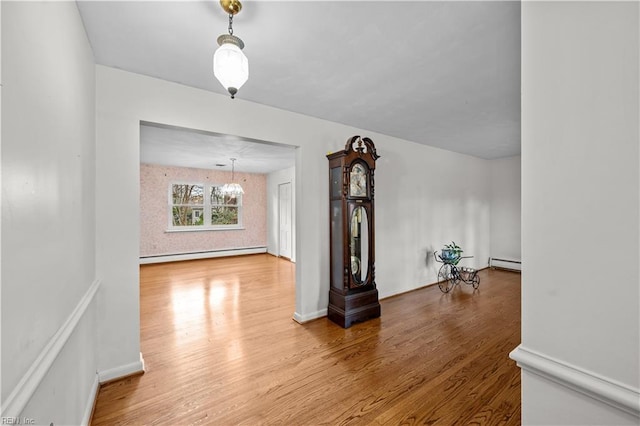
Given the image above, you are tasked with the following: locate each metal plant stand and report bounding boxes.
[434,251,480,293]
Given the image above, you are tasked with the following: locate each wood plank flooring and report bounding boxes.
[91,254,521,425]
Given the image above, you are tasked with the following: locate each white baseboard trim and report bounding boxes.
[81,373,99,426]
[0,279,101,418]
[510,345,640,417]
[293,309,327,324]
[489,257,522,271]
[98,352,145,384]
[140,247,267,264]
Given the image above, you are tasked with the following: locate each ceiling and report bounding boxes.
[78,1,521,172]
[140,123,296,174]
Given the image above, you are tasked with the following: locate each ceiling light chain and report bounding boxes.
[228,13,234,35]
[230,157,237,181]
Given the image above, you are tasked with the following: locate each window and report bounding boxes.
[169,183,242,230]
[171,184,204,227]
[210,186,239,225]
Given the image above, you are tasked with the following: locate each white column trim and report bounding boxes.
[81,374,100,426]
[510,345,640,417]
[1,279,101,418]
[97,352,145,384]
[293,309,327,324]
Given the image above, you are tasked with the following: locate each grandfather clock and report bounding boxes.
[327,136,380,328]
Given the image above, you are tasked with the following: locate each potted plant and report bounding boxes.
[441,241,463,264]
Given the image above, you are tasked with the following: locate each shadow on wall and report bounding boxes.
[424,245,436,268]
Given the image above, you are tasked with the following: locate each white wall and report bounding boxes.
[489,155,521,262]
[375,140,490,298]
[95,65,491,372]
[0,0,4,415]
[1,2,98,424]
[267,166,296,262]
[513,1,640,423]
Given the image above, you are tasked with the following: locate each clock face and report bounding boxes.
[350,164,367,197]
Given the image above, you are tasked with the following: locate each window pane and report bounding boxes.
[172,206,205,226]
[211,187,240,206]
[172,184,204,205]
[211,206,238,225]
[211,186,224,205]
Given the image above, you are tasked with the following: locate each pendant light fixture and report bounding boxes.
[213,0,248,99]
[221,158,244,196]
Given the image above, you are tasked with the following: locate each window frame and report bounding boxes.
[167,181,244,232]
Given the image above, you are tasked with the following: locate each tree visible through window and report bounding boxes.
[170,183,242,229]
[172,184,204,226]
[210,187,239,225]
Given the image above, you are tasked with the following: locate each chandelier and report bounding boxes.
[213,0,248,99]
[220,158,244,196]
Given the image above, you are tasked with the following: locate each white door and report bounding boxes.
[278,182,292,259]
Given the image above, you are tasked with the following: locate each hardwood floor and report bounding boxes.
[91,254,521,425]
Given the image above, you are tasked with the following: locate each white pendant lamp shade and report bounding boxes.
[213,42,248,98]
[220,182,244,196]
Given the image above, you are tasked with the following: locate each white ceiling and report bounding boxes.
[140,123,296,173]
[78,1,521,170]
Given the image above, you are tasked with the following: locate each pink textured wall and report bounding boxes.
[140,163,267,257]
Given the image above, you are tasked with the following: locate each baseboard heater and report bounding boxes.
[140,247,267,264]
[489,257,522,272]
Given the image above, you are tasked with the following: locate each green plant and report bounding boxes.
[443,241,463,254]
[441,241,463,264]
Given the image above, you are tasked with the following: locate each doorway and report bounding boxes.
[278,182,292,260]
[139,121,297,263]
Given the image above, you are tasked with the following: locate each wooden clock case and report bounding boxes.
[326,136,381,328]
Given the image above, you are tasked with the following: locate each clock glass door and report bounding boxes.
[350,206,369,285]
